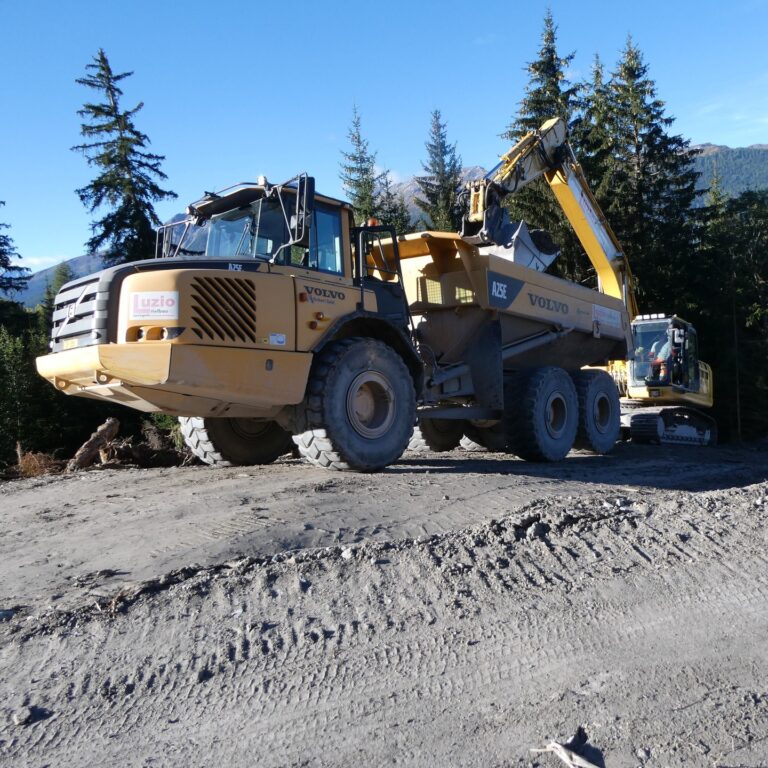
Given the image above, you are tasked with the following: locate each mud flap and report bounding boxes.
[465,320,504,414]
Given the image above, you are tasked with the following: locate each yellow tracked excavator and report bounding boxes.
[461,117,716,446]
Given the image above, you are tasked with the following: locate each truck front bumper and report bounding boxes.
[36,342,312,417]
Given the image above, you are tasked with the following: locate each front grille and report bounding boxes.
[190,276,257,343]
[50,274,110,352]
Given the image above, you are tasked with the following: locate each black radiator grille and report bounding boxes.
[190,276,257,343]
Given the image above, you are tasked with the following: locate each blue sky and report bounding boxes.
[1,0,767,273]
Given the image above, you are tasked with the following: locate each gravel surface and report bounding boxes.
[1,443,767,766]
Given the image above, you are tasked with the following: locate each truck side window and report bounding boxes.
[314,207,343,274]
[287,205,343,274]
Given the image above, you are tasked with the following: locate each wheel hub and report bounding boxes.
[593,392,613,434]
[346,371,396,439]
[545,392,567,439]
[229,419,273,440]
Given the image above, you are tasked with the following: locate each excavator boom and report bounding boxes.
[463,117,638,319]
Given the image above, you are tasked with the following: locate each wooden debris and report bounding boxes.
[66,418,120,472]
[530,741,601,768]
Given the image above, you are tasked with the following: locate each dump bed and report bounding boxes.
[380,231,631,369]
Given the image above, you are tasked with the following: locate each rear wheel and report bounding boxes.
[572,370,620,453]
[461,422,507,452]
[409,419,464,452]
[293,338,415,471]
[178,416,293,466]
[505,367,578,462]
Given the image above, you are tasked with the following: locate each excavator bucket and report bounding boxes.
[479,220,560,273]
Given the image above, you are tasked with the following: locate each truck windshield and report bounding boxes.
[630,321,671,384]
[205,198,289,261]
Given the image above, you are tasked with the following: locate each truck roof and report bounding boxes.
[187,180,350,219]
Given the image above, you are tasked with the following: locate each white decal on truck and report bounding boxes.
[592,304,622,328]
[130,291,179,320]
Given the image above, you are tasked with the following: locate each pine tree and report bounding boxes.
[726,190,768,438]
[415,110,463,231]
[505,10,578,139]
[571,56,613,196]
[501,12,586,282]
[603,38,700,309]
[690,182,768,439]
[339,106,381,224]
[72,49,176,266]
[0,202,29,296]
[378,172,412,234]
[0,326,27,463]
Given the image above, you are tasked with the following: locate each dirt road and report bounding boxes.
[1,444,767,766]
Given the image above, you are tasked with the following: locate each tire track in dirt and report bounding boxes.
[2,480,768,766]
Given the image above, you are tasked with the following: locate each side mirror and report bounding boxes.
[290,174,315,247]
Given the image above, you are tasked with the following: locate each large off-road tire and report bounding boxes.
[408,419,464,452]
[178,417,293,466]
[460,422,508,452]
[572,370,620,453]
[505,367,578,462]
[293,338,416,471]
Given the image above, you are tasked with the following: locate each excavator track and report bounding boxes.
[629,407,717,447]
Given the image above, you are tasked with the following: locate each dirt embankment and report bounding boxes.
[1,443,767,767]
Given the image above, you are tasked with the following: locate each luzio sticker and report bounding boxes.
[130,291,179,320]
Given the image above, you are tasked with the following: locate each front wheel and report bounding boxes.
[293,338,416,471]
[178,417,293,466]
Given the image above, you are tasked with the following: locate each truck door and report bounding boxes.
[288,203,359,351]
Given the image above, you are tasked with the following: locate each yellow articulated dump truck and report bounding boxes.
[37,161,632,471]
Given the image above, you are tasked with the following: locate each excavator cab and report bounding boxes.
[630,315,700,391]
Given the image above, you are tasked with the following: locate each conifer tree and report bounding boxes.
[0,202,29,296]
[415,110,463,231]
[571,56,613,196]
[505,10,578,139]
[502,12,585,282]
[378,172,412,234]
[72,49,176,266]
[339,106,381,224]
[603,38,699,309]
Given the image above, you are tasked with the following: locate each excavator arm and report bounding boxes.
[461,117,639,320]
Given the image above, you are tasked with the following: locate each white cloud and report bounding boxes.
[374,165,403,184]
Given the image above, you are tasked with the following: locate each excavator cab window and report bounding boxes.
[684,326,700,390]
[631,319,700,391]
[631,320,671,384]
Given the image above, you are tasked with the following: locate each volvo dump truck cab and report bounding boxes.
[39,175,423,470]
[37,160,633,470]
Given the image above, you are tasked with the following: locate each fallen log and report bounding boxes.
[66,418,120,472]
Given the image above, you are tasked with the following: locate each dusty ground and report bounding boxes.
[1,443,767,767]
